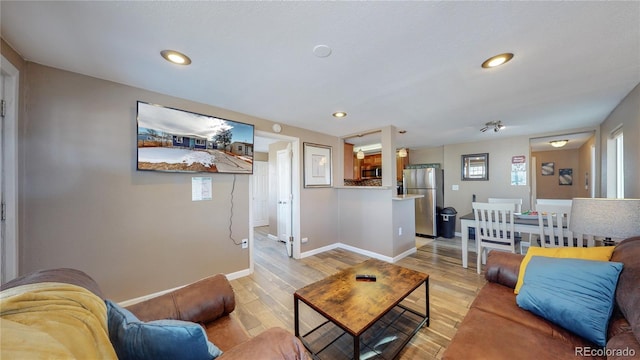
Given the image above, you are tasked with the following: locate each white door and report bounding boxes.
[1,56,19,284]
[0,71,5,282]
[252,161,269,227]
[277,147,292,257]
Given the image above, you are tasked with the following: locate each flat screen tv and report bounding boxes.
[136,101,254,174]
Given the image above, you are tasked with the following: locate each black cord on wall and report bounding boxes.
[228,174,242,246]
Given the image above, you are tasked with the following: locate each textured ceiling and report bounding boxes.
[2,1,639,150]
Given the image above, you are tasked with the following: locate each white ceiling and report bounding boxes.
[2,2,639,150]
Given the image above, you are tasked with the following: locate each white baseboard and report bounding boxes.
[302,243,417,263]
[392,247,417,262]
[226,268,252,281]
[300,243,340,258]
[119,268,253,307]
[121,242,418,307]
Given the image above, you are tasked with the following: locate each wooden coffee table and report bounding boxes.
[294,258,429,359]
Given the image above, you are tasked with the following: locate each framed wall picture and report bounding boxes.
[559,168,573,185]
[461,153,489,181]
[541,162,554,176]
[303,143,332,188]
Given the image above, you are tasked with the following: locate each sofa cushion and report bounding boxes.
[106,300,222,360]
[610,236,640,345]
[514,246,615,294]
[443,307,600,360]
[516,257,623,346]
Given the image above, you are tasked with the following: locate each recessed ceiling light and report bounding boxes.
[160,50,192,65]
[481,53,513,69]
[332,112,347,118]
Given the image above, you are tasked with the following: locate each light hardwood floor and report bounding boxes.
[229,227,484,359]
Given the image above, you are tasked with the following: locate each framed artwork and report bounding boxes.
[541,162,554,176]
[461,153,489,181]
[303,143,332,188]
[559,168,573,185]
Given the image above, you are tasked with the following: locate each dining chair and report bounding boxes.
[536,204,574,247]
[488,197,526,251]
[473,202,518,274]
[488,198,523,213]
[535,199,572,210]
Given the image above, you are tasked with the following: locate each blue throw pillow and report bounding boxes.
[516,257,623,347]
[105,300,222,360]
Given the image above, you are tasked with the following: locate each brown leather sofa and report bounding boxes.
[1,270,311,360]
[443,236,640,360]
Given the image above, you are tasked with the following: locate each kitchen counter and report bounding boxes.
[392,194,425,201]
[335,185,392,190]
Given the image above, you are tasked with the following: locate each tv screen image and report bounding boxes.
[136,101,254,174]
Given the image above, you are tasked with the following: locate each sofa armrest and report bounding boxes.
[218,327,311,360]
[126,274,235,324]
[484,251,524,289]
[0,268,105,298]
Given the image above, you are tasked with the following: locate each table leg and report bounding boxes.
[354,335,359,360]
[461,221,469,268]
[294,297,299,337]
[425,278,430,327]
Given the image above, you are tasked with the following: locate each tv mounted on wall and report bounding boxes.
[136,101,254,174]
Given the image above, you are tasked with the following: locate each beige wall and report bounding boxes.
[3,33,345,299]
[601,82,640,198]
[20,63,260,301]
[532,149,580,199]
[411,136,531,232]
[15,62,342,301]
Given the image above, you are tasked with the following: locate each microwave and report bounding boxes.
[362,167,382,179]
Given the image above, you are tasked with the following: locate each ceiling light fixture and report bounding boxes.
[550,139,569,148]
[481,53,514,69]
[332,111,347,118]
[160,50,192,65]
[480,121,505,133]
[398,148,408,158]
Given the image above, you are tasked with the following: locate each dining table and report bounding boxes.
[458,211,594,269]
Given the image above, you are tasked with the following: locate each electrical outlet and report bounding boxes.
[452,184,459,191]
[302,237,308,243]
[241,239,248,249]
[398,227,403,236]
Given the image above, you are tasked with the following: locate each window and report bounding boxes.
[175,136,183,144]
[607,127,624,198]
[195,139,205,146]
[614,132,624,198]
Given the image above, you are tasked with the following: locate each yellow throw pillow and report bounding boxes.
[514,246,616,294]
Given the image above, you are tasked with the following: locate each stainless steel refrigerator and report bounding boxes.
[403,168,444,237]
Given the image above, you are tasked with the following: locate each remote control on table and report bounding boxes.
[355,274,377,282]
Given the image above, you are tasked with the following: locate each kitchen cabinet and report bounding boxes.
[363,153,382,166]
[396,150,409,181]
[344,143,356,180]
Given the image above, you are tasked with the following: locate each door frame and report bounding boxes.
[1,55,19,283]
[250,131,301,273]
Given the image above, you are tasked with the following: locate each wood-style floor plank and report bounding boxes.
[229,227,484,359]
